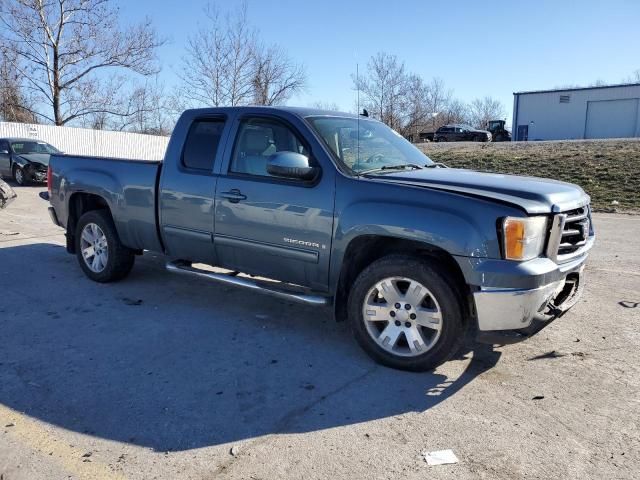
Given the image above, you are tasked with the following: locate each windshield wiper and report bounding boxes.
[424,162,449,168]
[359,163,423,175]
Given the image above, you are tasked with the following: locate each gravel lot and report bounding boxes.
[1,185,638,480]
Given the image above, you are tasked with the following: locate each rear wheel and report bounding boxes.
[348,255,465,371]
[75,210,135,282]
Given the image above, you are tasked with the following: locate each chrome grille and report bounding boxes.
[546,205,593,263]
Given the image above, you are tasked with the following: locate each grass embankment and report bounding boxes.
[419,139,640,212]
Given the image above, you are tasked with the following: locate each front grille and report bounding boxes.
[547,205,593,263]
[558,206,590,256]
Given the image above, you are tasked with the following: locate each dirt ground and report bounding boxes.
[0,185,639,480]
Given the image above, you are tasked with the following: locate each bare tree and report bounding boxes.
[120,77,173,135]
[252,44,306,105]
[223,3,256,106]
[178,3,306,109]
[352,52,410,131]
[441,98,468,125]
[467,96,506,129]
[0,44,36,123]
[423,77,452,129]
[624,69,640,83]
[401,74,431,136]
[0,0,164,125]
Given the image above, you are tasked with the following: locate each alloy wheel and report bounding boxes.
[80,223,109,273]
[362,276,442,357]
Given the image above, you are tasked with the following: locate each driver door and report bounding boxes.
[213,114,335,291]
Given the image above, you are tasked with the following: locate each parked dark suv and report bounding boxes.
[434,124,492,142]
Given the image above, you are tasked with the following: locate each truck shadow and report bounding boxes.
[0,243,501,452]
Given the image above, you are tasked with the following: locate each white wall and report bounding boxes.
[0,122,169,161]
[512,84,640,141]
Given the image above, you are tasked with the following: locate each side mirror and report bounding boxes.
[0,150,9,155]
[267,151,318,180]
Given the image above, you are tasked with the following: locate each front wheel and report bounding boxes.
[348,255,465,371]
[75,210,135,282]
[13,165,28,185]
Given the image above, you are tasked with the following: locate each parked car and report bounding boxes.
[435,124,492,142]
[0,137,61,185]
[44,106,594,371]
[0,178,17,209]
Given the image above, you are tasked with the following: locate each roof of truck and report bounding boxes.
[183,105,364,119]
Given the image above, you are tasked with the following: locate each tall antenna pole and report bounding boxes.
[356,62,360,172]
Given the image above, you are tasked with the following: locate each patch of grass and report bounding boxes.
[419,139,640,212]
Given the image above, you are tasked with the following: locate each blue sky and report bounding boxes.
[115,0,640,122]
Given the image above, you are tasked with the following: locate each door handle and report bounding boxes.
[220,189,247,203]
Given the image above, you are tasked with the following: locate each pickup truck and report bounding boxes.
[45,107,595,371]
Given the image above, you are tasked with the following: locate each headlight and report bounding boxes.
[501,216,548,261]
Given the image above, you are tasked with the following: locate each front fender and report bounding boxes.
[329,177,525,291]
[12,156,31,169]
[330,201,494,287]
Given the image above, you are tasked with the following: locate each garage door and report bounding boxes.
[585,98,639,139]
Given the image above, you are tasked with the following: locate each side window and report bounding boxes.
[0,140,9,152]
[182,119,225,171]
[230,117,308,177]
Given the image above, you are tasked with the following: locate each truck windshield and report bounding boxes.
[306,116,434,174]
[11,141,60,155]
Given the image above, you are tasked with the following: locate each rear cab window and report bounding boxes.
[182,119,226,172]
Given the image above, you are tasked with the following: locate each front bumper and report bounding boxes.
[32,169,47,183]
[474,266,584,344]
[455,238,593,343]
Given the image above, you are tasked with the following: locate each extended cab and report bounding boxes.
[45,107,594,371]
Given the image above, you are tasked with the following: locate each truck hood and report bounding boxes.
[372,168,590,214]
[16,153,51,168]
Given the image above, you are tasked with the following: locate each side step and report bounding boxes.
[166,261,330,306]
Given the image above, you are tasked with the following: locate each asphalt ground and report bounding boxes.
[1,184,638,479]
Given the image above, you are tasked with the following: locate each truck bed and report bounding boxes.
[49,154,163,253]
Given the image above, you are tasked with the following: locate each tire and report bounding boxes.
[438,137,446,142]
[13,165,28,186]
[75,210,135,282]
[348,255,465,371]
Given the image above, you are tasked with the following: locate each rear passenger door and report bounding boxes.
[213,114,335,291]
[159,116,230,265]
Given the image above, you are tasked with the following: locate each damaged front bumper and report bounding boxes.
[474,266,584,344]
[455,242,592,344]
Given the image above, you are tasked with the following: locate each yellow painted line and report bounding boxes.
[0,404,127,480]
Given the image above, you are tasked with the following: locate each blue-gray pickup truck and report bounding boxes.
[45,107,595,371]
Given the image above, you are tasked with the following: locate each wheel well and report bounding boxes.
[334,236,471,324]
[66,193,111,253]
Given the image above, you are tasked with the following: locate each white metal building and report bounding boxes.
[511,83,640,141]
[0,121,169,161]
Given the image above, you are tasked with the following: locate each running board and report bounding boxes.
[166,261,330,306]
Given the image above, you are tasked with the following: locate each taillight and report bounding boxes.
[47,165,52,196]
